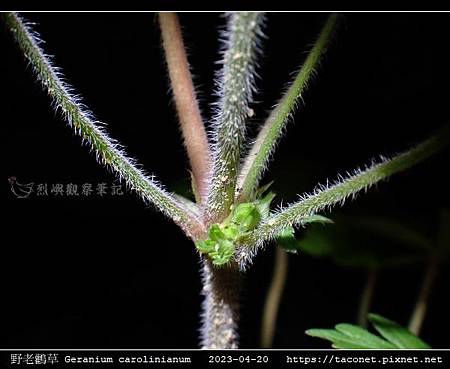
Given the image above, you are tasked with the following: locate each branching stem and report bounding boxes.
[238,14,339,202]
[3,12,205,239]
[238,124,450,262]
[159,13,211,202]
[206,12,264,223]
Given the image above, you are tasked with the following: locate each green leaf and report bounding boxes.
[209,239,235,266]
[195,239,216,254]
[277,215,332,253]
[354,217,432,251]
[297,216,430,268]
[254,181,275,200]
[231,203,261,231]
[302,215,334,225]
[276,227,298,253]
[306,314,430,349]
[297,227,335,257]
[222,224,240,240]
[208,224,226,243]
[306,327,395,349]
[334,324,396,349]
[255,191,277,220]
[368,314,431,349]
[305,329,367,349]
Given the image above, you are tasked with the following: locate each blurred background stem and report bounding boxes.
[409,256,439,335]
[357,267,378,327]
[261,247,288,348]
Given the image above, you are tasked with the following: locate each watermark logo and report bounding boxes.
[8,177,125,199]
[8,176,34,198]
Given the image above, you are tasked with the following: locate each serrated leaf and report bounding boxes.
[306,314,430,349]
[305,328,392,349]
[334,323,396,349]
[368,314,431,349]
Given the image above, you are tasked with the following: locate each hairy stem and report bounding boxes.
[200,260,241,349]
[159,13,211,202]
[357,267,378,328]
[408,257,439,335]
[238,14,339,202]
[3,12,205,238]
[261,247,288,348]
[238,124,450,264]
[206,12,264,223]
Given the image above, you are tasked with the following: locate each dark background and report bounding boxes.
[2,13,449,348]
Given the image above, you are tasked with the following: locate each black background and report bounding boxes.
[2,13,450,348]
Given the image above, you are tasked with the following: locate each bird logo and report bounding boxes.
[8,176,34,198]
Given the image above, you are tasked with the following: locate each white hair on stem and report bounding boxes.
[236,125,450,269]
[4,12,205,239]
[237,14,339,203]
[205,12,266,224]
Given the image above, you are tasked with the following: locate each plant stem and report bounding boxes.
[159,13,211,202]
[238,123,450,263]
[261,247,288,348]
[237,14,339,202]
[200,260,241,349]
[3,12,206,239]
[357,267,378,328]
[206,12,264,223]
[408,256,439,335]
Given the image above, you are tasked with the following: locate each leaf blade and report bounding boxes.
[368,314,431,349]
[306,328,385,349]
[335,323,396,349]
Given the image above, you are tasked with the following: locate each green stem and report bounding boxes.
[238,124,450,264]
[357,267,378,328]
[3,12,205,239]
[238,14,339,202]
[261,247,288,348]
[206,12,264,223]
